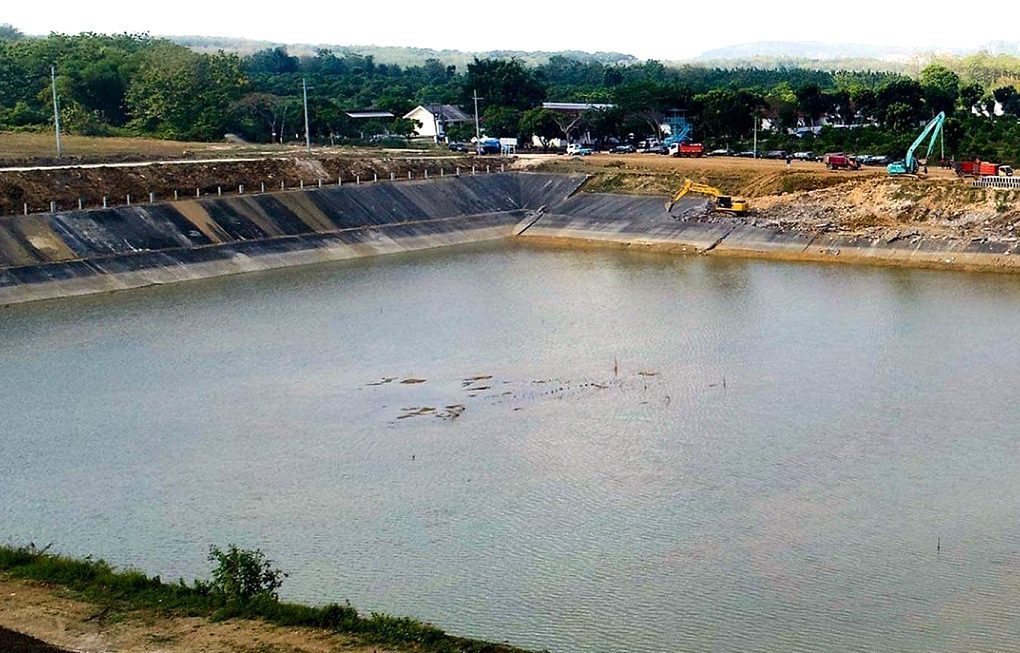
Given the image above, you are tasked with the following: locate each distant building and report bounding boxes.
[403,104,472,141]
[344,109,395,120]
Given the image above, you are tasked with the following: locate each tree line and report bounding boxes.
[1,26,1019,163]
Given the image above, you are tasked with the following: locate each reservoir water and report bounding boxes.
[2,243,1020,652]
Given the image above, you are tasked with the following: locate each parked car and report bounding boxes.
[735,151,757,158]
[567,143,594,156]
[763,150,788,159]
[641,145,669,155]
[448,142,468,152]
[860,154,892,166]
[707,148,734,157]
[609,144,636,154]
[792,151,816,161]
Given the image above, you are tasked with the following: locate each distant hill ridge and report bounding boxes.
[169,35,638,68]
[166,35,1020,74]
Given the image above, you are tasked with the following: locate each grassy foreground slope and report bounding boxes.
[0,545,539,653]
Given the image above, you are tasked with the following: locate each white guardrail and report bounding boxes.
[973,176,1020,189]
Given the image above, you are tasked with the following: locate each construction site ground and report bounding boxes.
[525,153,1020,242]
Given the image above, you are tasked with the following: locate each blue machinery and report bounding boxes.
[887,111,946,175]
[663,110,693,146]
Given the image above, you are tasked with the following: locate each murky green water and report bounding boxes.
[3,243,1020,652]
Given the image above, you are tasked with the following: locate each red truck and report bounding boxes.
[669,142,704,157]
[822,153,861,170]
[954,160,1013,177]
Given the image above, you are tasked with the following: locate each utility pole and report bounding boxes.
[302,77,311,153]
[472,90,483,154]
[752,116,758,159]
[51,65,62,158]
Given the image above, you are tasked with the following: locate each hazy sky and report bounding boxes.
[5,1,1013,60]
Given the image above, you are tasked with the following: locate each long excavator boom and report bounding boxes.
[888,111,945,175]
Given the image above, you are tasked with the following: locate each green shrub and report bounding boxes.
[207,544,286,607]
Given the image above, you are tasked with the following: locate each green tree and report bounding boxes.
[519,107,559,150]
[462,58,546,110]
[959,82,984,112]
[919,64,960,116]
[126,44,247,140]
[0,23,24,41]
[993,85,1020,116]
[482,105,521,138]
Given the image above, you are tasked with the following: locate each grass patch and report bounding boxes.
[0,544,539,653]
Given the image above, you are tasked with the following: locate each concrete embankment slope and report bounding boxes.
[518,189,1020,273]
[0,173,586,304]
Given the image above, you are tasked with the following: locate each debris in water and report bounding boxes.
[366,377,397,386]
[637,370,659,377]
[397,406,435,419]
[400,378,427,384]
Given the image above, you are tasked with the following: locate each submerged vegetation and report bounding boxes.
[0,543,538,653]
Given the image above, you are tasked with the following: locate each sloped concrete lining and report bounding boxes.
[6,171,1020,306]
[0,173,586,305]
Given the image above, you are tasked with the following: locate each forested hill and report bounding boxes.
[170,36,637,68]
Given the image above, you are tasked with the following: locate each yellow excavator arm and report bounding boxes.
[666,178,748,214]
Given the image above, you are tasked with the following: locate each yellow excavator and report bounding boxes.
[666,178,749,215]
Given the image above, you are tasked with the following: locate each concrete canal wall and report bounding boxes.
[0,173,586,304]
[518,188,1020,273]
[4,171,1020,305]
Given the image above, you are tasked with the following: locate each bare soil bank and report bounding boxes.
[0,154,508,216]
[0,577,394,653]
[528,154,1020,244]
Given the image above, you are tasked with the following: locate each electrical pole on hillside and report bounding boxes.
[51,65,62,158]
[473,90,483,154]
[303,77,311,153]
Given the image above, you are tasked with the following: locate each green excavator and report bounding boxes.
[887,111,945,176]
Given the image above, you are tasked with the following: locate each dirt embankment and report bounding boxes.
[0,155,508,216]
[0,576,393,653]
[527,153,1020,242]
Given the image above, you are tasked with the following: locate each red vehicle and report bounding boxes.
[669,142,704,157]
[822,153,860,170]
[954,160,1011,177]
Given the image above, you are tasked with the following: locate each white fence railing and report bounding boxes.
[973,176,1020,189]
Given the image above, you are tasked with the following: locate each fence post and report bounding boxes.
[486,165,490,174]
[239,184,244,195]
[126,194,131,205]
[174,190,179,201]
[217,186,222,196]
[408,170,412,180]
[338,176,342,186]
[50,201,56,213]
[390,172,395,181]
[23,203,28,215]
[261,182,265,193]
[356,175,361,185]
[299,180,304,190]
[280,181,285,190]
[78,198,83,210]
[472,166,476,175]
[196,188,201,197]
[456,167,461,176]
[501,163,505,173]
[425,169,429,179]
[102,196,108,208]
[441,168,445,177]
[318,178,323,188]
[374,172,378,182]
[149,192,155,204]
